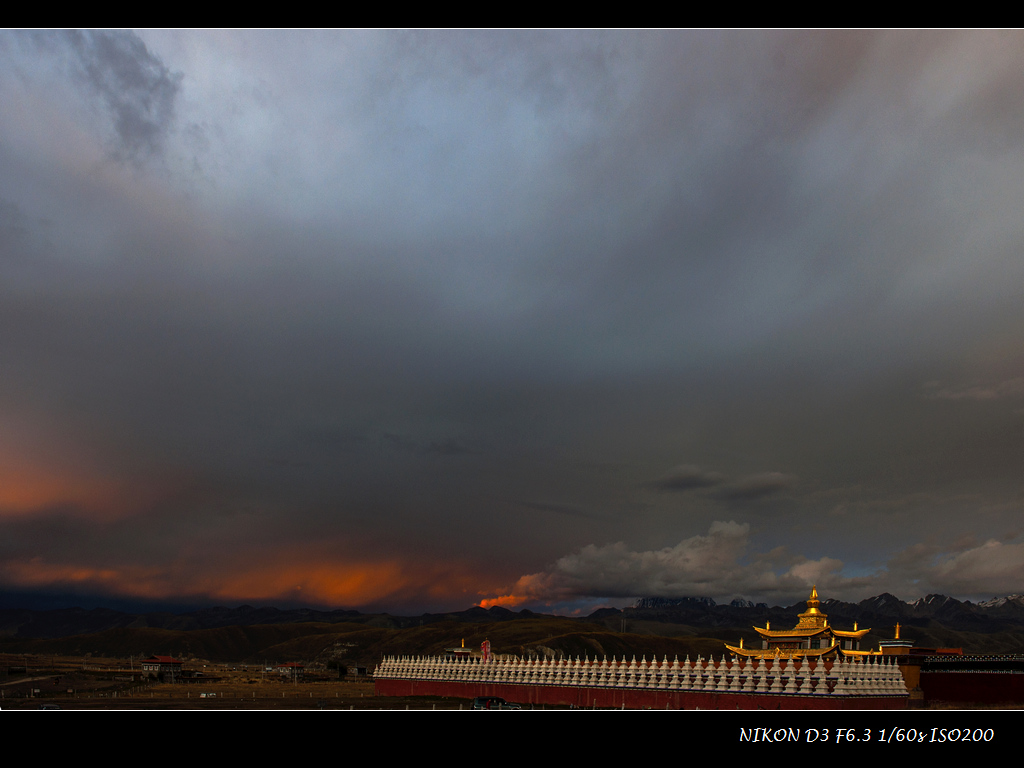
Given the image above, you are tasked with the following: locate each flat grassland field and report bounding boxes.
[0,655,467,710]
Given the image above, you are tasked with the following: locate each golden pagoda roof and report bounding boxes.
[725,643,881,659]
[729,587,872,657]
[725,643,839,659]
[754,625,830,639]
[753,625,869,639]
[831,627,870,639]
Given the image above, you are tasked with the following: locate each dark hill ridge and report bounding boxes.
[0,604,365,640]
[5,593,1024,645]
[0,603,541,641]
[0,617,730,669]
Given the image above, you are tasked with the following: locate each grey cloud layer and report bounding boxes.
[504,521,1024,606]
[1,31,1023,609]
[65,30,182,160]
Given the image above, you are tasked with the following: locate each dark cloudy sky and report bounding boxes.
[2,30,1023,614]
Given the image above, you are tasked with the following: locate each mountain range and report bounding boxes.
[5,593,1024,641]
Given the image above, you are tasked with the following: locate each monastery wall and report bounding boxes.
[374,654,908,710]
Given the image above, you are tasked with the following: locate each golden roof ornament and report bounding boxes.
[795,586,828,629]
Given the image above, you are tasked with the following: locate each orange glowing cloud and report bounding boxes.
[2,550,507,611]
[0,463,123,516]
[478,594,531,609]
[0,440,168,521]
[0,413,175,521]
[2,558,162,590]
[195,554,509,608]
[197,560,411,606]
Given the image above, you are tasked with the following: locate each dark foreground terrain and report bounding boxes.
[0,654,484,710]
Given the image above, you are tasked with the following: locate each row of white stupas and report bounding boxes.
[373,653,908,697]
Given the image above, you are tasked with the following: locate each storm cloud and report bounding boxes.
[1,31,1023,613]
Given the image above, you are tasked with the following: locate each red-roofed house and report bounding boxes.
[141,655,184,682]
[276,662,305,680]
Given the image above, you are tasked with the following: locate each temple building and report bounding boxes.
[726,587,873,659]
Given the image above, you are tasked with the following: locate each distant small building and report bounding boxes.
[276,662,305,679]
[141,655,184,682]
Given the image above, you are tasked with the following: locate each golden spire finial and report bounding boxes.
[802,586,822,615]
[796,585,827,629]
[895,622,901,640]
